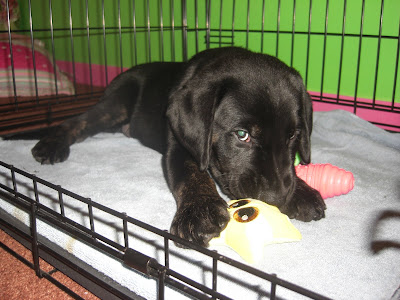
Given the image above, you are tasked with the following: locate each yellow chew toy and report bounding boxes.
[209,199,302,263]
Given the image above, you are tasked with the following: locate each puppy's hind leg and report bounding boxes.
[31,82,136,164]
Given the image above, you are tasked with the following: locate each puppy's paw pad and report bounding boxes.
[31,137,70,164]
[295,195,326,222]
[282,190,326,222]
[170,197,230,247]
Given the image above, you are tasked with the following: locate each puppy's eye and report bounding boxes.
[236,130,250,142]
[289,130,300,140]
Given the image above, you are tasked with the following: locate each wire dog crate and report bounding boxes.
[0,161,331,299]
[0,0,399,299]
[0,0,399,136]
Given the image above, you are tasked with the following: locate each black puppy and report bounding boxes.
[32,47,326,247]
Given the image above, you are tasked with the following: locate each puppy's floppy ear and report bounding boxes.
[298,88,313,164]
[166,66,228,171]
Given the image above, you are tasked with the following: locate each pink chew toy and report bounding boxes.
[295,163,354,199]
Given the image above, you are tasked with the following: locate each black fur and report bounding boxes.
[32,47,326,247]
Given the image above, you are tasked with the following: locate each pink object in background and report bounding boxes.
[295,163,355,199]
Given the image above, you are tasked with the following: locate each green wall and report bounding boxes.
[18,0,400,103]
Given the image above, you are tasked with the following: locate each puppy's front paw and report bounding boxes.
[282,179,326,222]
[170,196,230,247]
[287,192,326,221]
[31,136,70,165]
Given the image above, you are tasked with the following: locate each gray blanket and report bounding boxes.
[0,110,399,299]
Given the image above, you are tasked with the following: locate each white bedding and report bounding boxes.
[0,110,399,299]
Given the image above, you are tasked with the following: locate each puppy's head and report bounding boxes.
[166,47,312,207]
